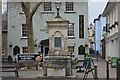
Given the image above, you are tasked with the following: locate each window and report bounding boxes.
[2,49,5,55]
[65,2,74,11]
[22,47,28,53]
[79,15,84,38]
[68,23,74,37]
[44,2,52,11]
[54,37,61,48]
[68,46,74,53]
[103,26,106,31]
[22,24,27,38]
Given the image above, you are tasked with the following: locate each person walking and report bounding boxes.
[84,53,91,69]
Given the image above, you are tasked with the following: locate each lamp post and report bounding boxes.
[9,42,13,47]
[55,0,61,18]
[70,52,72,75]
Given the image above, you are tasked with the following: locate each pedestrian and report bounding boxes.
[83,53,91,69]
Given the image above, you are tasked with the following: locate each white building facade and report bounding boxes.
[102,2,120,60]
[7,1,89,60]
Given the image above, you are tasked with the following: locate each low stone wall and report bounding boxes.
[43,55,71,76]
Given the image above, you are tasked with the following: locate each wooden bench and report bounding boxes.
[76,65,84,72]
[1,65,19,77]
[76,60,84,72]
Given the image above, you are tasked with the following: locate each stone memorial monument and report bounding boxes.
[43,1,72,77]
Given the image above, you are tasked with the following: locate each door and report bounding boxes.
[45,47,49,56]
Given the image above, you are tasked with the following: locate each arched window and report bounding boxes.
[54,31,62,48]
[13,46,20,55]
[78,45,85,55]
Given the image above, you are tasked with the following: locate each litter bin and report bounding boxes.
[111,57,118,68]
[117,58,120,80]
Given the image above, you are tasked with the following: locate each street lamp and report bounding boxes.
[55,0,61,18]
[9,42,13,47]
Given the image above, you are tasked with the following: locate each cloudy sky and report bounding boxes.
[88,1,108,24]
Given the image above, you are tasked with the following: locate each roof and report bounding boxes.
[40,39,49,45]
[102,2,118,17]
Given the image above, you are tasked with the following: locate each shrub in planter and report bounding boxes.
[72,58,78,69]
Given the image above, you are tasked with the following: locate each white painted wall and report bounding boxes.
[105,3,120,60]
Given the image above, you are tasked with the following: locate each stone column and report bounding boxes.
[66,59,71,76]
[64,37,68,51]
[43,60,47,76]
[49,37,52,50]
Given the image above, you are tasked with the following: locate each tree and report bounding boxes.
[21,2,42,53]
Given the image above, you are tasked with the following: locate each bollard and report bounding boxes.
[106,61,109,79]
[36,62,38,70]
[15,70,19,78]
[15,67,19,77]
[94,65,98,80]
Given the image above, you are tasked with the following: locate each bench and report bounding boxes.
[76,65,84,72]
[1,65,19,77]
[76,60,84,72]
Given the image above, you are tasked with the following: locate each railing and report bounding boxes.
[83,65,99,80]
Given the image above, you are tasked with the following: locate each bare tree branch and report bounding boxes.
[21,2,27,13]
[30,2,42,19]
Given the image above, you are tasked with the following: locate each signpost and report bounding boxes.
[17,53,42,62]
[111,57,118,68]
[17,53,43,70]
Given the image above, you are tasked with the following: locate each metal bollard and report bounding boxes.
[94,65,98,80]
[15,70,19,78]
[106,61,109,79]
[36,63,38,70]
[15,67,19,78]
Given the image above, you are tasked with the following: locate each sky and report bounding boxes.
[88,0,108,24]
[2,0,108,24]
